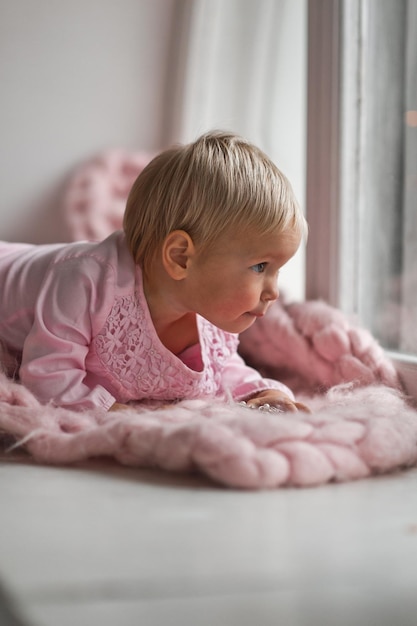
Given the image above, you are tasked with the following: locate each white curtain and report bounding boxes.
[167,0,305,189]
[402,0,417,352]
[166,0,307,301]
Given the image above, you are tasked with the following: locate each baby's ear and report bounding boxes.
[162,230,195,279]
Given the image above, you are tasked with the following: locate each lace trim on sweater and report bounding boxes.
[92,292,238,400]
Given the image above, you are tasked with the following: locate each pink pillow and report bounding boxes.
[63,149,153,241]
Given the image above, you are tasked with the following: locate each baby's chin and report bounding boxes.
[210,313,258,335]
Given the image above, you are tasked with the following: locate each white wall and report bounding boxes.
[0,0,307,299]
[0,0,177,243]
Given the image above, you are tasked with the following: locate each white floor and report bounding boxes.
[1,452,417,626]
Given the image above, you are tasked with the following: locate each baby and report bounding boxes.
[0,131,308,412]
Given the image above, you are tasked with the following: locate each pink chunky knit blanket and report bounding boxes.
[0,149,416,489]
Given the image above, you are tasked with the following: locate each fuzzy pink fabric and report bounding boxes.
[239,299,400,393]
[0,148,415,490]
[0,367,416,489]
[63,149,152,241]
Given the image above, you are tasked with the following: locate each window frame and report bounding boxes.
[306,0,417,400]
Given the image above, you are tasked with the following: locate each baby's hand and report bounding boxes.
[244,390,311,414]
[109,402,130,411]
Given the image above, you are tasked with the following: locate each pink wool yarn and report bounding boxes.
[239,299,400,393]
[63,149,152,241]
[0,376,416,489]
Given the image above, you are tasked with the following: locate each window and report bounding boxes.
[306,0,417,398]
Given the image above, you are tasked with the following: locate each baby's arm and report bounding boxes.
[221,351,310,413]
[109,402,129,411]
[243,389,311,413]
[20,256,116,411]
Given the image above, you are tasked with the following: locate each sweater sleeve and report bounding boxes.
[19,255,116,411]
[220,351,295,402]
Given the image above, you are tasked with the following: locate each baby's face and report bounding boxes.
[182,226,301,334]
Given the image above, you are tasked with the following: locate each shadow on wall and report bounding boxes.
[0,581,28,626]
[6,178,73,245]
[6,147,152,246]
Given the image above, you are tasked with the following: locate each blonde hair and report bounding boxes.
[123,131,307,269]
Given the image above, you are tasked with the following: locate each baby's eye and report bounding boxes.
[251,262,267,273]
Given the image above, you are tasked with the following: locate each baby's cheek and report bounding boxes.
[223,295,253,315]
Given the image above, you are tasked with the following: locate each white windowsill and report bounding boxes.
[387,351,417,404]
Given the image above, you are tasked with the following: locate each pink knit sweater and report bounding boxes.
[0,232,292,411]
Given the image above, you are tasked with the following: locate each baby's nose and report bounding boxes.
[262,282,279,302]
